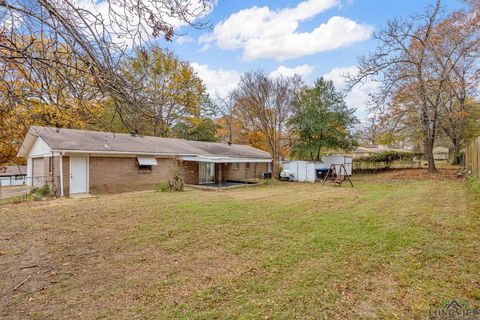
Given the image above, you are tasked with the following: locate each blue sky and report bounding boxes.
[162,0,466,118]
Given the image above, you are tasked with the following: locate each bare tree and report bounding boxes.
[207,93,237,144]
[233,71,302,177]
[348,1,480,172]
[464,0,480,11]
[0,0,213,131]
[435,11,480,164]
[357,116,382,147]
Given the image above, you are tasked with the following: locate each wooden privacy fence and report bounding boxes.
[466,137,480,177]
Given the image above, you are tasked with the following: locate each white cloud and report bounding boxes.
[324,66,378,119]
[175,36,194,45]
[73,0,214,46]
[269,64,314,80]
[199,0,373,61]
[191,62,241,98]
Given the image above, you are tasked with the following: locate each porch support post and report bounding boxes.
[219,164,222,187]
[59,153,64,197]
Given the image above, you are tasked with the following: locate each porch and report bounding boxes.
[180,156,271,186]
[186,180,261,191]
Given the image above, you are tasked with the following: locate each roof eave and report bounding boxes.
[16,127,40,158]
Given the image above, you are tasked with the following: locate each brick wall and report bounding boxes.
[61,156,69,196]
[88,157,178,194]
[181,161,199,185]
[59,157,270,195]
[222,162,269,181]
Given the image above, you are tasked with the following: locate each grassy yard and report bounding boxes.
[1,170,479,319]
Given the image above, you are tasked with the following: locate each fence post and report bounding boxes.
[466,137,480,177]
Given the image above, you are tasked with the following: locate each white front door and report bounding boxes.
[70,156,88,194]
[199,162,215,184]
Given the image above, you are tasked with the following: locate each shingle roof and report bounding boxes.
[30,126,272,159]
[0,165,27,177]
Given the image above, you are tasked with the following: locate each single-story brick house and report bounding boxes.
[0,165,27,187]
[17,126,272,196]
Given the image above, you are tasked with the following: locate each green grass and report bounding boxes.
[0,173,478,319]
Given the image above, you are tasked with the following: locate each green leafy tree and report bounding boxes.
[289,78,358,161]
[172,118,218,142]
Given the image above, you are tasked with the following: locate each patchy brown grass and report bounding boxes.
[0,170,478,319]
[358,167,464,181]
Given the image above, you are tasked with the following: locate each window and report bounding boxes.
[233,163,240,171]
[245,162,250,170]
[138,165,153,173]
[48,157,54,174]
[267,163,272,173]
[137,156,156,174]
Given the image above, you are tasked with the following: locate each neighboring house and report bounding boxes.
[433,146,449,160]
[0,166,27,187]
[352,147,375,159]
[352,146,414,159]
[17,126,272,196]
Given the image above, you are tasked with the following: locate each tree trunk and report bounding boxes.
[424,137,437,173]
[272,154,280,180]
[451,138,461,165]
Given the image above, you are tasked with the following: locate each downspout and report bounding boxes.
[51,151,55,191]
[59,152,64,197]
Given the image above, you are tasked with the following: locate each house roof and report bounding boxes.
[0,165,27,177]
[354,147,413,154]
[18,126,272,160]
[433,146,449,153]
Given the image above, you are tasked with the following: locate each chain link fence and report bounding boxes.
[0,176,60,201]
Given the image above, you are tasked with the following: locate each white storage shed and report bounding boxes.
[281,156,352,183]
[281,161,317,183]
[316,156,353,176]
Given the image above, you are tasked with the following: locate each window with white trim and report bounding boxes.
[137,157,157,174]
[48,157,53,174]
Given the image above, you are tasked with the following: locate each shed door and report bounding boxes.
[306,163,316,183]
[70,156,88,194]
[298,162,307,181]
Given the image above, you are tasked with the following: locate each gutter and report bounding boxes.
[52,150,272,161]
[52,149,197,157]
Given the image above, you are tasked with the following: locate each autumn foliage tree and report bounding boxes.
[0,0,213,128]
[0,41,103,163]
[119,47,206,137]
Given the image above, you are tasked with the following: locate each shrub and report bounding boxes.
[171,168,184,192]
[31,184,52,200]
[356,151,422,169]
[155,181,170,192]
[155,169,184,192]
